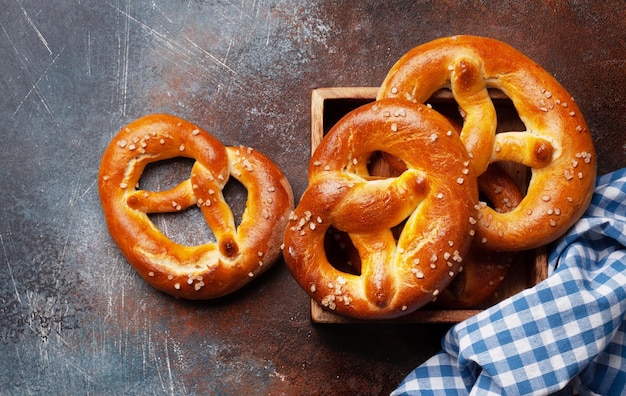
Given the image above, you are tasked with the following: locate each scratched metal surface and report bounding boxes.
[1,1,625,394]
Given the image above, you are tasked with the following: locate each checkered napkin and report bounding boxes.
[392,168,626,396]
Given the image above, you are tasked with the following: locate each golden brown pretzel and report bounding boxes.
[436,163,523,308]
[98,114,294,299]
[283,99,479,319]
[378,35,596,251]
[373,149,523,309]
[358,155,523,309]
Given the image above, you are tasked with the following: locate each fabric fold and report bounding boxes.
[392,168,626,395]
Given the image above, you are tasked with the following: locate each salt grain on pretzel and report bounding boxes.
[99,114,294,299]
[378,35,596,251]
[436,163,524,309]
[283,99,479,319]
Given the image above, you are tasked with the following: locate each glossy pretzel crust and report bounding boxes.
[378,35,596,251]
[283,100,479,319]
[99,114,294,299]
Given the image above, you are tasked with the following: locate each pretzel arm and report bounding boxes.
[451,57,497,175]
[126,180,197,213]
[350,231,397,308]
[491,131,555,168]
[332,169,429,233]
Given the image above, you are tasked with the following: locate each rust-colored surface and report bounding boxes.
[1,1,624,394]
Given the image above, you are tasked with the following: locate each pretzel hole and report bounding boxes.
[324,227,361,275]
[139,157,196,192]
[322,98,373,135]
[139,158,248,246]
[139,157,214,246]
[148,208,214,246]
[367,151,405,177]
[428,88,531,206]
[221,177,247,227]
[426,88,524,132]
[323,223,408,277]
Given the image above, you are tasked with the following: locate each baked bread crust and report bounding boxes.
[436,163,523,308]
[99,114,294,299]
[378,35,596,251]
[283,99,479,319]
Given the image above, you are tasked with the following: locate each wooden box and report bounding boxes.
[309,87,548,324]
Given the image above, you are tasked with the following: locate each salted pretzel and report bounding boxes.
[98,114,294,299]
[374,146,524,309]
[283,99,479,319]
[436,163,523,308]
[378,35,596,251]
[347,154,523,309]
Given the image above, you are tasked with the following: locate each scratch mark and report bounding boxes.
[57,178,82,268]
[0,22,57,115]
[180,34,237,75]
[151,334,167,394]
[0,234,21,304]
[251,0,259,18]
[11,43,66,115]
[13,345,31,395]
[120,1,131,117]
[120,279,125,324]
[68,177,80,208]
[109,2,238,91]
[157,214,170,240]
[238,0,245,20]
[0,21,22,66]
[265,8,272,46]
[169,339,188,393]
[80,177,97,199]
[50,341,98,384]
[164,338,176,396]
[215,5,238,25]
[86,29,91,77]
[223,40,233,66]
[141,327,149,378]
[222,0,255,21]
[585,59,626,67]
[17,0,52,55]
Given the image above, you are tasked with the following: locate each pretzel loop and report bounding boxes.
[99,114,294,299]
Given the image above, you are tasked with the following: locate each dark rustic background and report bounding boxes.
[1,1,624,394]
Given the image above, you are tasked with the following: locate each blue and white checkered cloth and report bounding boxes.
[392,168,626,396]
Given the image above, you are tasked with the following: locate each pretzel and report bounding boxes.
[351,155,523,309]
[98,114,294,299]
[436,163,523,308]
[283,99,479,319]
[378,35,596,251]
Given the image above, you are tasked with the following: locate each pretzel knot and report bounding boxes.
[283,99,479,319]
[99,114,294,299]
[378,35,596,251]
